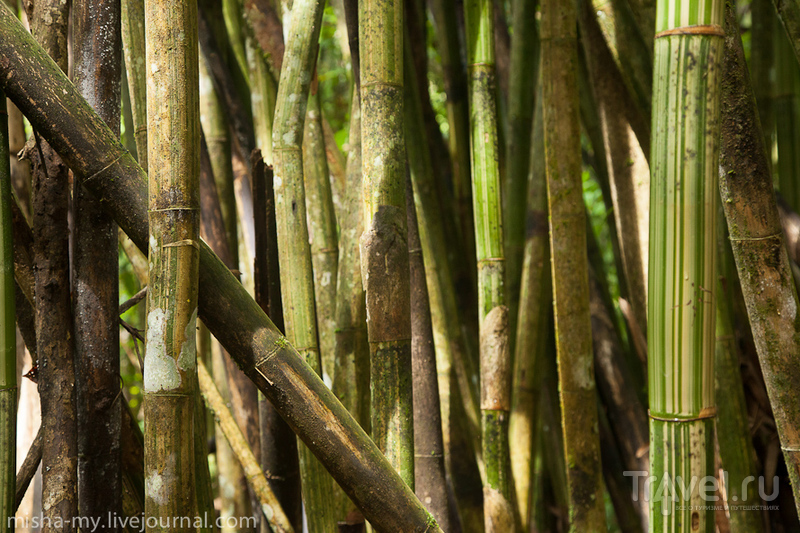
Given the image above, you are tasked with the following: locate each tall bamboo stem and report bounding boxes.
[72,0,123,526]
[0,91,16,533]
[463,0,512,527]
[541,0,607,529]
[359,0,415,488]
[143,0,201,529]
[271,0,338,529]
[121,0,148,171]
[648,0,724,530]
[719,0,800,517]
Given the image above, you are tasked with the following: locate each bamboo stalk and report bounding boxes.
[271,0,338,529]
[121,0,148,171]
[504,0,539,347]
[360,0,415,488]
[252,153,303,530]
[304,86,339,383]
[72,0,123,526]
[463,0,513,527]
[143,0,201,529]
[0,91,16,533]
[541,0,607,530]
[773,30,800,210]
[719,0,800,518]
[27,0,78,528]
[714,211,765,532]
[0,8,442,528]
[580,0,650,340]
[198,359,294,533]
[509,85,550,532]
[648,0,724,530]
[407,172,452,531]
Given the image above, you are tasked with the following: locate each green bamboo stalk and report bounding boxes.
[72,0,123,526]
[428,0,475,268]
[271,1,338,529]
[714,211,764,533]
[198,359,294,533]
[541,0,607,530]
[249,43,278,163]
[0,91,16,533]
[774,30,800,210]
[359,0,415,488]
[304,86,339,384]
[504,0,539,347]
[143,0,200,529]
[0,9,443,528]
[719,1,800,517]
[121,0,148,171]
[751,0,775,162]
[509,85,550,532]
[463,0,512,527]
[648,0,724,530]
[772,0,800,66]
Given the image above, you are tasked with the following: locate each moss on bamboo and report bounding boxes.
[360,0,415,488]
[719,0,800,518]
[541,0,607,530]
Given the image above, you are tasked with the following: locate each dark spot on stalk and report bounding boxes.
[291,200,297,213]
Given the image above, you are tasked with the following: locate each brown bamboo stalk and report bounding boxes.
[72,0,123,527]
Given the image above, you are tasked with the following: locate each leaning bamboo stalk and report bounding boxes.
[198,359,294,533]
[0,91,16,533]
[719,1,800,517]
[772,0,800,65]
[143,0,201,529]
[304,86,339,383]
[773,31,800,211]
[463,0,512,527]
[0,9,442,529]
[72,0,123,525]
[360,0,415,488]
[509,86,550,532]
[26,0,78,528]
[271,0,338,529]
[714,212,764,533]
[541,0,607,529]
[648,0,724,530]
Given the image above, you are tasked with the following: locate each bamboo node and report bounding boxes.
[0,385,18,392]
[648,407,717,421]
[163,239,200,250]
[655,25,724,38]
[83,151,127,185]
[728,231,782,242]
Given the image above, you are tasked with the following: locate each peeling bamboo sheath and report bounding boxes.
[359,0,415,489]
[144,0,201,530]
[648,0,724,529]
[0,92,16,533]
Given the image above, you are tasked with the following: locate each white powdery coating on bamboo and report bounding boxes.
[145,307,181,391]
[145,469,168,506]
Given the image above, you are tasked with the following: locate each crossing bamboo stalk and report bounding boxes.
[143,0,201,529]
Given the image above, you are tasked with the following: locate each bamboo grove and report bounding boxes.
[5,0,800,531]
